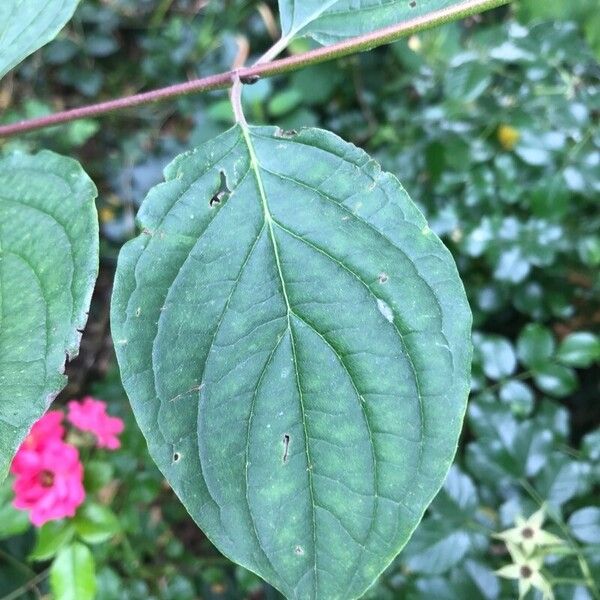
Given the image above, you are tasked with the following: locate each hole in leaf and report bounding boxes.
[409,0,416,7]
[378,272,389,284]
[376,298,394,323]
[283,434,290,463]
[275,128,299,139]
[295,545,304,556]
[173,452,181,463]
[210,170,231,207]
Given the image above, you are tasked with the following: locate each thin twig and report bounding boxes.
[0,0,510,138]
[0,568,49,600]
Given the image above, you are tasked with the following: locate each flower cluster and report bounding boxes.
[10,397,124,526]
[495,507,565,600]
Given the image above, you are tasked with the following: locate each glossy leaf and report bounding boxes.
[0,0,79,79]
[277,0,466,46]
[73,503,120,545]
[50,542,96,600]
[556,332,600,368]
[477,335,516,380]
[30,521,75,561]
[112,125,472,599]
[532,363,577,398]
[0,151,99,481]
[516,324,555,369]
[568,507,600,544]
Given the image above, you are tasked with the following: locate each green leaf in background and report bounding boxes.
[50,542,96,600]
[517,0,600,60]
[0,478,29,540]
[0,0,80,79]
[477,335,516,380]
[73,503,120,544]
[556,332,600,368]
[516,324,555,369]
[277,0,467,47]
[402,519,473,575]
[112,125,472,599]
[532,363,577,398]
[30,520,75,561]
[499,380,534,416]
[568,507,600,544]
[0,151,99,481]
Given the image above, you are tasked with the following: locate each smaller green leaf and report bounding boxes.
[268,89,303,117]
[0,0,80,79]
[568,508,600,544]
[532,363,577,398]
[478,335,516,380]
[277,0,478,47]
[0,151,99,482]
[535,454,591,508]
[556,332,600,368]
[50,543,96,600]
[517,324,555,369]
[83,460,114,494]
[402,519,473,575]
[582,430,600,462]
[499,380,534,416]
[444,61,492,103]
[433,466,479,522]
[0,479,29,540]
[30,520,75,561]
[73,503,120,545]
[577,236,600,267]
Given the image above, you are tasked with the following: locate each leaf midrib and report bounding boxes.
[282,0,339,44]
[240,123,319,598]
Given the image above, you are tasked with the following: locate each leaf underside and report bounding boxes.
[0,151,98,480]
[0,0,79,79]
[112,125,472,600]
[277,0,463,45]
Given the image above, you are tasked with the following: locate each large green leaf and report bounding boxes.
[277,0,465,46]
[112,125,471,599]
[0,0,79,79]
[0,151,98,480]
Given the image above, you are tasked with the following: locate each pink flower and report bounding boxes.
[21,410,65,451]
[11,439,85,526]
[67,397,124,450]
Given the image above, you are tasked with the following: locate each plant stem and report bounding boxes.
[0,0,509,138]
[230,74,247,126]
[0,569,49,600]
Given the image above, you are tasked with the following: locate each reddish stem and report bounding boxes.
[0,0,509,138]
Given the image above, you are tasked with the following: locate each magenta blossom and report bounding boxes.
[21,410,65,452]
[67,396,124,450]
[11,438,85,526]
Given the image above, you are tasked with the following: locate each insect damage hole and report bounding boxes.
[376,298,394,323]
[275,127,298,139]
[282,434,290,463]
[172,452,181,464]
[294,545,304,556]
[409,0,416,7]
[209,170,231,207]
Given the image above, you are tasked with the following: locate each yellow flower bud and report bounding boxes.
[497,124,520,150]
